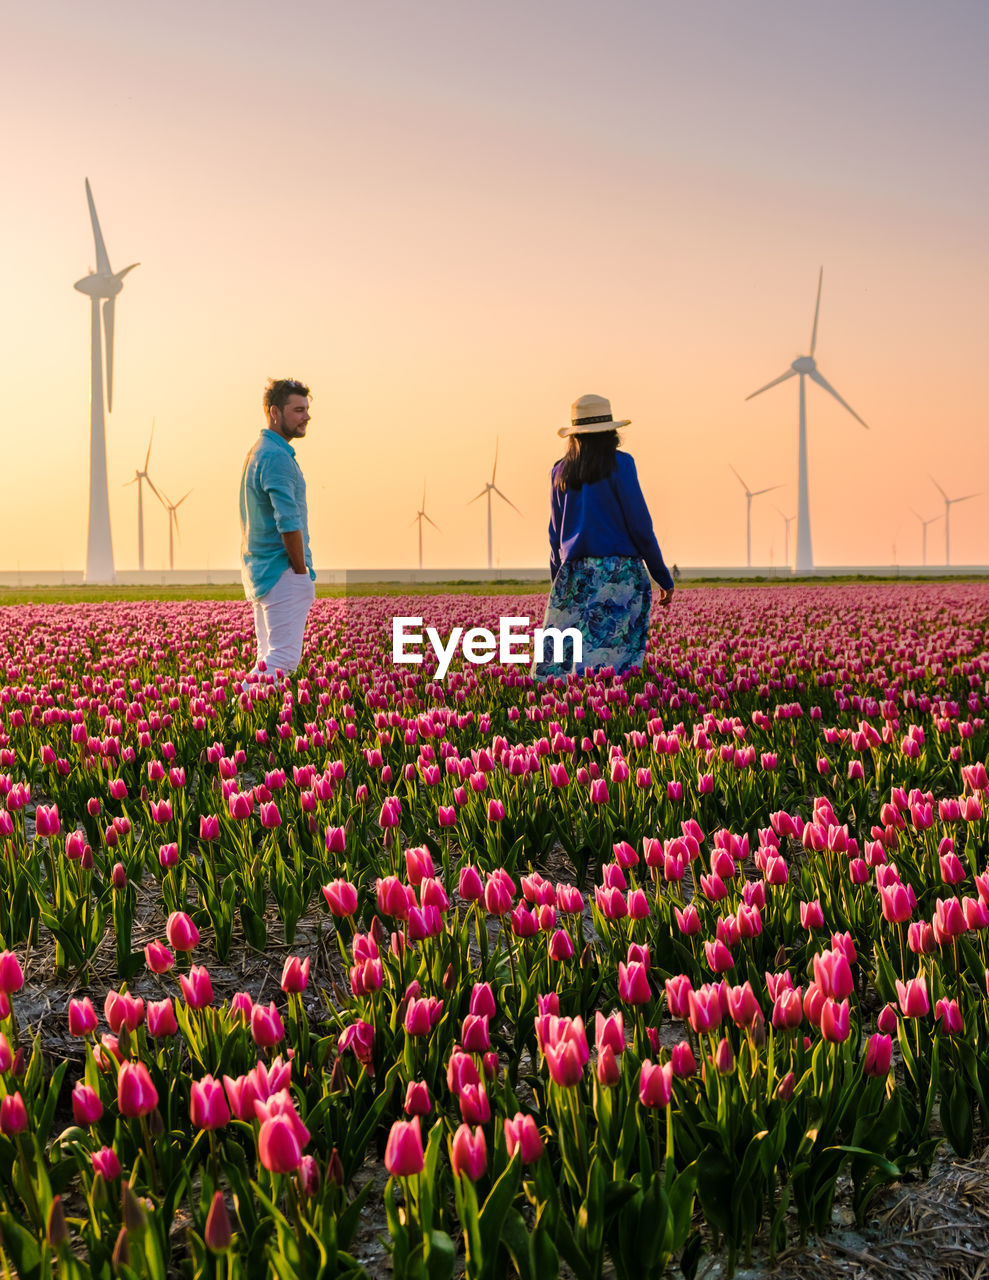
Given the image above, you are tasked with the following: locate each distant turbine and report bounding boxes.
[776,508,795,571]
[729,465,781,567]
[929,477,979,566]
[467,439,521,570]
[160,489,191,571]
[410,481,441,569]
[909,508,942,568]
[124,422,165,572]
[73,179,139,584]
[746,268,868,572]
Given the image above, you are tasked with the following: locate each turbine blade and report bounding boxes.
[492,485,522,515]
[952,493,981,505]
[929,474,949,502]
[467,489,487,505]
[144,420,155,471]
[115,263,139,280]
[909,508,922,522]
[174,490,192,507]
[124,475,138,487]
[146,477,167,507]
[421,481,426,508]
[102,297,115,412]
[809,266,823,357]
[491,438,499,485]
[752,484,782,497]
[84,179,112,275]
[410,514,420,527]
[424,514,441,531]
[728,464,749,492]
[807,368,869,429]
[745,368,797,400]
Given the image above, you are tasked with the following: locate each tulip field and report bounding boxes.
[3,584,989,1278]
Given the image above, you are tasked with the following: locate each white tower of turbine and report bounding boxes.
[745,269,868,572]
[125,422,165,572]
[74,179,139,584]
[929,477,979,566]
[468,439,521,570]
[776,508,795,571]
[729,466,780,568]
[410,482,441,570]
[909,508,942,568]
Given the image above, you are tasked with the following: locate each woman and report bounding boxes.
[532,394,674,680]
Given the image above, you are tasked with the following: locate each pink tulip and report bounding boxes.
[91,1146,122,1181]
[165,911,200,952]
[639,1060,673,1108]
[504,1112,544,1163]
[179,965,214,1009]
[72,1083,103,1126]
[820,998,851,1042]
[934,997,963,1034]
[895,976,930,1018]
[0,951,24,994]
[68,996,98,1037]
[259,1115,303,1173]
[251,1001,285,1048]
[384,1117,424,1176]
[147,998,178,1037]
[280,956,310,994]
[117,1061,159,1117]
[451,1124,487,1181]
[322,879,358,916]
[404,1081,431,1117]
[190,1074,230,1130]
[670,1040,697,1077]
[863,1033,892,1077]
[144,939,174,974]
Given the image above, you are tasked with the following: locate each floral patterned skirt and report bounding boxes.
[531,556,652,680]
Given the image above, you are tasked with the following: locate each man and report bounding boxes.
[239,378,316,676]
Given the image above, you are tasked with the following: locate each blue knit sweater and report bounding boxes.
[547,451,674,589]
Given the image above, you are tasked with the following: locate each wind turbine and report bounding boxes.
[909,508,942,568]
[74,179,139,584]
[468,439,521,570]
[160,489,191,571]
[746,268,868,572]
[929,477,979,566]
[776,508,795,571]
[124,422,165,572]
[729,465,781,567]
[410,482,441,569]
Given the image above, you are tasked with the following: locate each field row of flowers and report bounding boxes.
[1,586,989,1278]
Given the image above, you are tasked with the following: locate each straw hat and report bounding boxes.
[559,393,630,438]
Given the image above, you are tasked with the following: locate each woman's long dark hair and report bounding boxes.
[554,430,620,492]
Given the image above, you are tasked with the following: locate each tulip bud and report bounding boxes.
[47,1195,70,1249]
[204,1191,232,1253]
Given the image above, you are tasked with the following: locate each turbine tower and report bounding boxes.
[124,422,165,572]
[468,439,521,570]
[73,179,139,584]
[729,465,780,568]
[410,482,441,570]
[161,489,191,571]
[909,508,942,568]
[746,269,868,572]
[776,508,795,571]
[929,477,979,566]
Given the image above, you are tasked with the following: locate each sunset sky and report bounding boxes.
[4,1,988,572]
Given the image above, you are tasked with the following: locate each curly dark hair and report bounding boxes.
[263,378,311,413]
[554,429,620,492]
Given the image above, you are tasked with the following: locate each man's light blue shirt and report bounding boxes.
[239,429,315,601]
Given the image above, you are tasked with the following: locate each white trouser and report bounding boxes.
[253,569,315,675]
